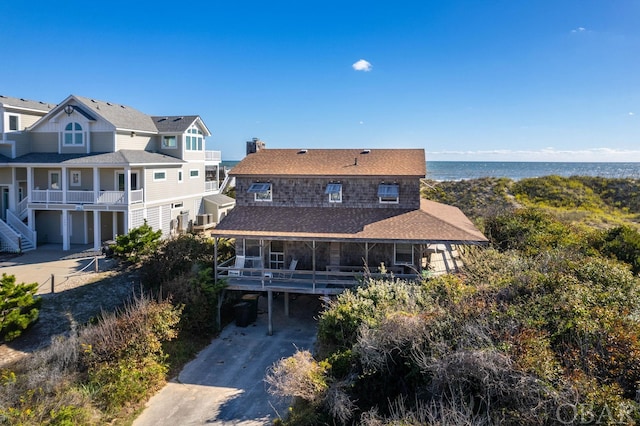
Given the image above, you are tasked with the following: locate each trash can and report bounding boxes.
[234,302,252,327]
[241,294,259,323]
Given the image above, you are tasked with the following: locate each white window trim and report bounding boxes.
[248,182,272,202]
[394,243,414,266]
[171,201,184,209]
[63,121,85,146]
[115,171,140,191]
[378,183,399,204]
[153,170,167,182]
[326,183,342,203]
[189,169,200,178]
[48,170,61,190]
[70,170,81,187]
[8,114,20,132]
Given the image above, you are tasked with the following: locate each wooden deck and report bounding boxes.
[217,266,419,295]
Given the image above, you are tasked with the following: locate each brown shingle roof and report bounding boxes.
[230,148,426,177]
[211,199,487,244]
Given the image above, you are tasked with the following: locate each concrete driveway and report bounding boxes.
[134,293,322,426]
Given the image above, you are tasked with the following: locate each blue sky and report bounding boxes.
[2,0,639,161]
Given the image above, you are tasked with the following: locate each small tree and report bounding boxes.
[113,220,162,263]
[0,273,41,342]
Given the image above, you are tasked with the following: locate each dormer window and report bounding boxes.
[162,135,177,148]
[185,126,203,151]
[325,183,342,203]
[378,184,399,204]
[248,182,272,202]
[64,122,83,145]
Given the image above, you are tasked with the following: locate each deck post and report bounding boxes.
[267,289,273,336]
[312,240,316,292]
[213,237,218,283]
[284,292,289,317]
[216,289,225,331]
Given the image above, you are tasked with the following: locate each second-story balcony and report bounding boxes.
[205,150,222,163]
[30,189,144,205]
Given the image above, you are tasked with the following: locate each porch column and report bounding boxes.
[61,166,67,203]
[26,166,32,201]
[8,168,16,211]
[125,167,131,205]
[93,167,99,203]
[112,211,118,238]
[62,210,70,251]
[93,211,101,251]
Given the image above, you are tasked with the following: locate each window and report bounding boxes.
[162,135,177,148]
[178,171,183,182]
[48,171,61,190]
[378,183,399,203]
[185,127,203,151]
[64,122,83,145]
[189,169,199,178]
[153,171,166,181]
[395,244,413,265]
[325,183,342,203]
[70,170,81,187]
[248,182,272,202]
[9,115,19,131]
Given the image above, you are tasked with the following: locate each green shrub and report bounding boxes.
[112,220,162,263]
[592,225,640,274]
[0,273,41,342]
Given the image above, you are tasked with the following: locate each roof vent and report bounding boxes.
[91,99,97,103]
[106,102,112,106]
[120,105,126,109]
[298,149,308,154]
[361,149,371,154]
[173,117,183,121]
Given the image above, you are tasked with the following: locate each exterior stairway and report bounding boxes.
[0,210,36,253]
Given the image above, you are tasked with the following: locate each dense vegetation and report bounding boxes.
[0,231,230,424]
[0,274,41,342]
[268,176,640,425]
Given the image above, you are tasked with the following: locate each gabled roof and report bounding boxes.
[230,148,426,177]
[7,150,184,166]
[211,199,488,244]
[71,95,158,132]
[152,115,211,136]
[0,95,54,112]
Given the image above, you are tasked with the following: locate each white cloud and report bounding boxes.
[629,112,635,116]
[352,59,372,72]
[571,27,587,33]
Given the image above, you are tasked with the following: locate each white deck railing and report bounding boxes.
[205,180,219,192]
[17,197,28,219]
[30,188,144,205]
[31,190,63,203]
[205,150,222,162]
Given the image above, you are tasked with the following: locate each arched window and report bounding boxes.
[64,122,83,145]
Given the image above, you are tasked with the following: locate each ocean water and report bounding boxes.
[222,160,640,181]
[426,161,640,181]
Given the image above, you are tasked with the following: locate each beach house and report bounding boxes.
[212,141,488,296]
[0,94,233,252]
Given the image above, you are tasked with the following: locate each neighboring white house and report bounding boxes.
[0,94,234,252]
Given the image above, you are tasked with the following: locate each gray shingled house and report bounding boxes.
[211,142,488,300]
